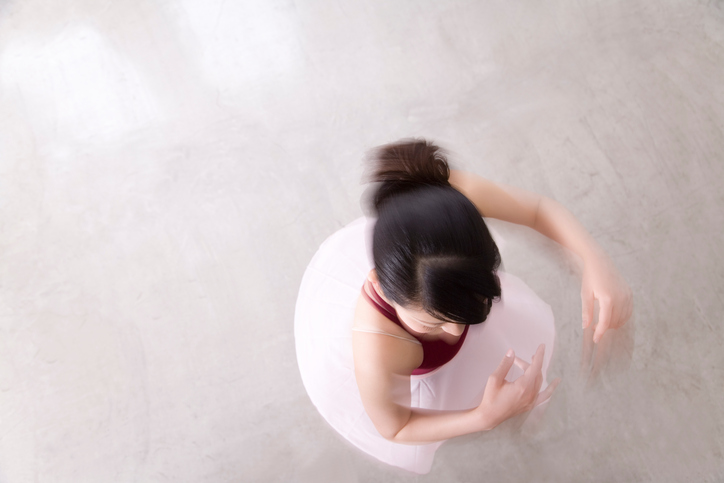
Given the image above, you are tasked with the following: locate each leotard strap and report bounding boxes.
[351,327,422,344]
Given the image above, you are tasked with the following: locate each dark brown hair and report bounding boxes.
[367,139,451,213]
[367,139,501,325]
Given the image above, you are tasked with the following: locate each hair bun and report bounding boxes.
[366,139,451,213]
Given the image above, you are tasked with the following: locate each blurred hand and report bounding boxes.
[476,344,560,430]
[581,255,633,343]
[580,313,635,385]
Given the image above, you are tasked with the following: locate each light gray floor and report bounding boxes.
[1,1,723,482]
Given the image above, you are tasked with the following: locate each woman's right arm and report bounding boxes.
[353,328,557,444]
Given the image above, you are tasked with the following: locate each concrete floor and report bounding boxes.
[1,0,723,481]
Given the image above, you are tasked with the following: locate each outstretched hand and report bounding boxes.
[476,345,560,430]
[581,255,633,344]
[580,312,635,384]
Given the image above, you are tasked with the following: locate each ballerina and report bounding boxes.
[295,139,632,474]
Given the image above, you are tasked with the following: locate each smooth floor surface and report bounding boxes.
[1,1,723,482]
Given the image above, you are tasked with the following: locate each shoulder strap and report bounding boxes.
[352,328,421,344]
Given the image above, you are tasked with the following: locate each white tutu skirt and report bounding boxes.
[294,218,556,474]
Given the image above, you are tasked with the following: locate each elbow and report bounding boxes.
[531,195,559,232]
[372,413,411,442]
[377,424,404,442]
[362,402,413,442]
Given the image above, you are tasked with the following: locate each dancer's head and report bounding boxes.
[366,139,501,325]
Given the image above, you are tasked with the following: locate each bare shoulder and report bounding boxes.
[352,292,422,376]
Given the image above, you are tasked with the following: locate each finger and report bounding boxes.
[490,349,516,386]
[534,378,561,406]
[605,301,619,332]
[580,323,595,375]
[614,294,626,329]
[533,362,544,394]
[591,330,613,381]
[615,299,627,329]
[594,299,613,343]
[582,290,594,329]
[525,344,545,381]
[531,345,546,394]
[514,356,530,372]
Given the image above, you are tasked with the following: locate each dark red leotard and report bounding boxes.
[361,281,469,375]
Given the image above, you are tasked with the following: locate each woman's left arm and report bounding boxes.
[450,170,633,343]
